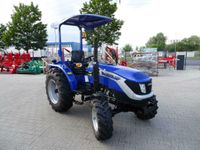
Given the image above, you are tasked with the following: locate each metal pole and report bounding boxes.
[185,50,187,70]
[93,38,99,92]
[174,40,177,70]
[54,29,57,50]
[175,40,177,58]
[58,25,63,62]
[79,27,83,51]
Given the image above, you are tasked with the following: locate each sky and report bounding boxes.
[1,0,200,49]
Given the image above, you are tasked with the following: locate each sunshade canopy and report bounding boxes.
[59,14,112,30]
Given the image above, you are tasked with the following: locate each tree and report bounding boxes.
[0,24,6,49]
[3,2,47,51]
[123,44,133,52]
[80,0,123,47]
[166,35,200,52]
[187,35,200,50]
[165,43,174,52]
[146,32,167,51]
[122,44,133,60]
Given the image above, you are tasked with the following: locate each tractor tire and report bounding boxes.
[91,99,113,141]
[135,97,158,120]
[46,68,74,112]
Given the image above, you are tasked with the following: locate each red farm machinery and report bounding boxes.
[0,52,31,74]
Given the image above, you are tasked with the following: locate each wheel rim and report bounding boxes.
[48,79,59,104]
[92,107,99,133]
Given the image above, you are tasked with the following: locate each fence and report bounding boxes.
[127,52,159,76]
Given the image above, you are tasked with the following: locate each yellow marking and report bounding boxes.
[87,72,92,76]
[75,63,82,67]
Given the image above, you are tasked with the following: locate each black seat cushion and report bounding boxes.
[71,51,84,62]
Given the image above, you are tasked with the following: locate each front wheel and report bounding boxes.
[92,99,113,141]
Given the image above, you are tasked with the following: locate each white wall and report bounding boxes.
[159,51,199,58]
[176,51,197,57]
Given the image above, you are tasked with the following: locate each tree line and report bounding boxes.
[146,32,200,52]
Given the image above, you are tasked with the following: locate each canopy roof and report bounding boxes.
[59,14,112,30]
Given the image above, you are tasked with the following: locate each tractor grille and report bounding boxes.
[125,80,152,95]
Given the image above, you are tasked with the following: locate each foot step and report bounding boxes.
[73,100,83,105]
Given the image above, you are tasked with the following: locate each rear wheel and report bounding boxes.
[92,98,113,140]
[46,68,74,112]
[135,97,158,120]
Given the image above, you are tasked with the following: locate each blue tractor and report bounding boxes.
[46,14,158,140]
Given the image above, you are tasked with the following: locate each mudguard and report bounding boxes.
[48,63,77,91]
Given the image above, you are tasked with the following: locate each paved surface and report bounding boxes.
[0,69,200,150]
[186,58,200,66]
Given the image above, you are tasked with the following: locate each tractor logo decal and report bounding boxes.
[100,70,120,80]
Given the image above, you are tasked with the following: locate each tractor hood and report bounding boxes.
[98,64,151,83]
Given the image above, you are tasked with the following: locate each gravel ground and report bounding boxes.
[0,68,200,150]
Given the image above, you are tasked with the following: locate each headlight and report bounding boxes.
[125,80,152,95]
[139,84,146,94]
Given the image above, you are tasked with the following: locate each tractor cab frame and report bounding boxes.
[56,14,112,92]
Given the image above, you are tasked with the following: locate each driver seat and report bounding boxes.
[71,51,86,74]
[71,51,84,62]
